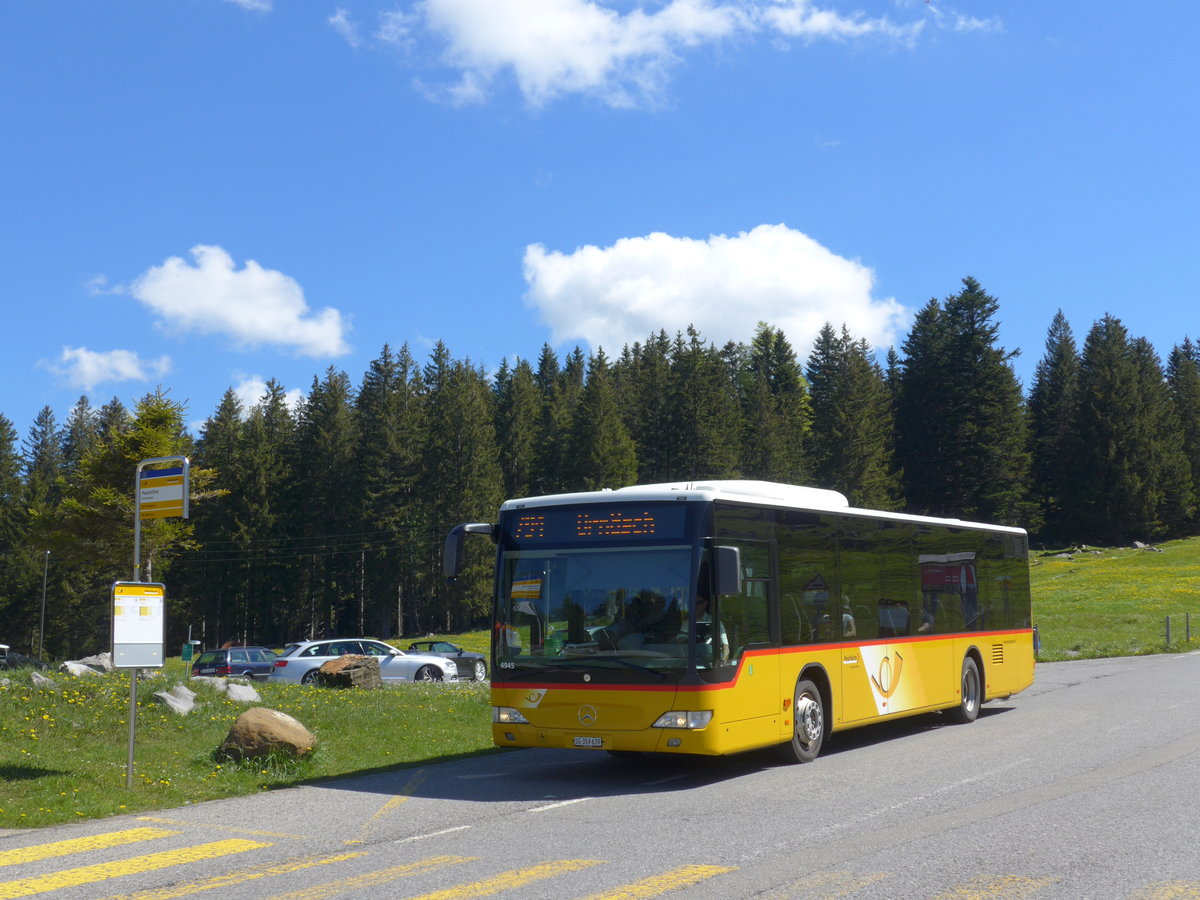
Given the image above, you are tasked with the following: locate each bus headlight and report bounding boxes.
[652,710,713,729]
[493,707,529,725]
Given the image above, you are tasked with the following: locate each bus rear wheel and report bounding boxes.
[784,678,825,763]
[946,656,981,724]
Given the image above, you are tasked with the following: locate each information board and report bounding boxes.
[112,582,165,668]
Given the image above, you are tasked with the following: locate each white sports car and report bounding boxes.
[268,638,458,685]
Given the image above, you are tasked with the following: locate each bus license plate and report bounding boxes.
[573,736,603,748]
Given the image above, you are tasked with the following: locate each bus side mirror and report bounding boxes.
[714,545,742,596]
[443,523,497,580]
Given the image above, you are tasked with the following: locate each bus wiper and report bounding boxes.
[582,657,671,680]
[533,658,671,680]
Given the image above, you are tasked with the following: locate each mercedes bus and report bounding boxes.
[445,480,1034,762]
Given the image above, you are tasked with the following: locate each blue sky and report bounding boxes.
[2,0,1196,440]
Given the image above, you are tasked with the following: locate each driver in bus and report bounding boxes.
[693,592,729,662]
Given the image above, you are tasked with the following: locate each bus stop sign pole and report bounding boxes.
[121,456,189,788]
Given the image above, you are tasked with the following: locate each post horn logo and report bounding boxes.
[870,651,904,698]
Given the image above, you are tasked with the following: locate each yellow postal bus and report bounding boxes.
[446,480,1034,763]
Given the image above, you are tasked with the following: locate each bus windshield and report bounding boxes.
[496,545,706,681]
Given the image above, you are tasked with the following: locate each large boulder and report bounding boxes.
[220,708,316,761]
[317,655,381,689]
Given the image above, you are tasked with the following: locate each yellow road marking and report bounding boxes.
[925,874,1059,899]
[1133,884,1200,900]
[97,851,367,900]
[346,769,430,844]
[757,870,888,899]
[405,859,602,900]
[136,816,305,840]
[265,856,476,900]
[582,864,738,899]
[0,829,179,868]
[0,839,270,900]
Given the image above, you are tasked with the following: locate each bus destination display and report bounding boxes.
[510,504,686,543]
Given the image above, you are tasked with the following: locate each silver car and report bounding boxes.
[268,638,457,685]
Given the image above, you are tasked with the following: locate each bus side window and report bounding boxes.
[781,593,812,644]
[878,599,909,637]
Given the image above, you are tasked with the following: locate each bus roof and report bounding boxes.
[500,480,1027,536]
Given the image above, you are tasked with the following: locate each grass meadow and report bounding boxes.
[1,636,494,830]
[1029,536,1200,660]
[3,538,1198,829]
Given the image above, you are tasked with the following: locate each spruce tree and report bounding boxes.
[668,327,742,479]
[421,343,502,631]
[23,407,63,514]
[1072,316,1190,542]
[564,349,638,490]
[740,323,810,484]
[612,330,674,484]
[293,368,360,636]
[1028,310,1082,543]
[494,357,541,499]
[806,324,901,508]
[0,415,30,652]
[1167,338,1200,529]
[241,380,299,643]
[894,299,951,514]
[1131,337,1192,536]
[60,396,98,478]
[895,279,1031,524]
[532,344,568,495]
[189,388,246,645]
[356,344,428,638]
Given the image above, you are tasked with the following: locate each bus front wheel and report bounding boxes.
[947,656,981,724]
[784,678,825,763]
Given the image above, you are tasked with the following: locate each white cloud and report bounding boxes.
[761,0,923,43]
[232,375,304,413]
[377,9,418,48]
[84,274,126,296]
[43,347,172,391]
[951,14,1002,34]
[224,0,271,11]
[329,7,363,48]
[523,223,910,355]
[418,0,752,107]
[392,0,941,107]
[130,245,350,357]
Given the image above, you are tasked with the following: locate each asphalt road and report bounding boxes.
[3,652,1200,900]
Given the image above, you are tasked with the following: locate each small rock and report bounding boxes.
[225,682,261,703]
[76,652,115,672]
[190,676,229,692]
[154,689,195,715]
[60,661,102,677]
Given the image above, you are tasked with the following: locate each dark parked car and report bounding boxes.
[407,640,488,682]
[0,643,47,670]
[191,646,277,680]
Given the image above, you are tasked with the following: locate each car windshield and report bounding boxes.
[497,545,701,681]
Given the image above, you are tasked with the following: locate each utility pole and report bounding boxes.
[38,550,49,662]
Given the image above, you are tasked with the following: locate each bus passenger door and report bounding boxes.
[716,540,778,732]
[838,599,886,723]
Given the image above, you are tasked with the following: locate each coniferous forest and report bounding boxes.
[2,279,1198,657]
